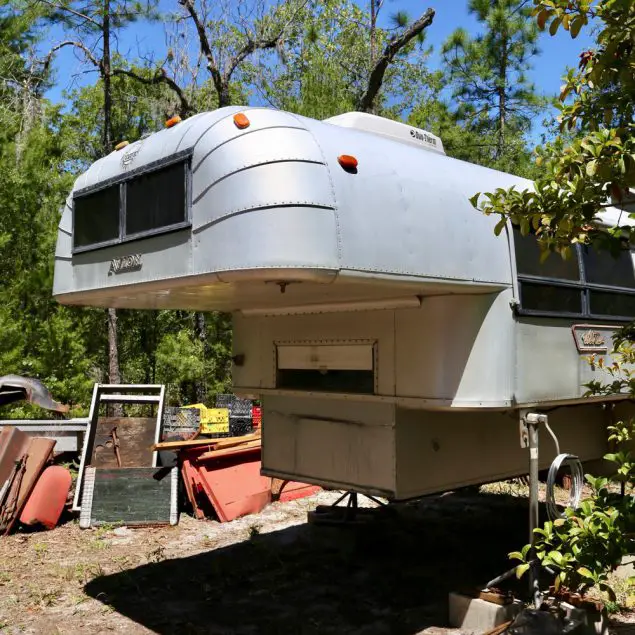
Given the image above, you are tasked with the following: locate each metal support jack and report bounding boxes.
[483,411,548,609]
[522,411,547,609]
[308,491,389,525]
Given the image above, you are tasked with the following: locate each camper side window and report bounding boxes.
[72,158,190,252]
[513,227,635,320]
[275,343,376,395]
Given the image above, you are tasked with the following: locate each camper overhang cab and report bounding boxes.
[54,106,635,500]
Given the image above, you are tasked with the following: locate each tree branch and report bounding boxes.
[38,0,102,28]
[358,7,435,113]
[226,34,280,78]
[112,68,192,116]
[40,40,101,78]
[178,0,222,90]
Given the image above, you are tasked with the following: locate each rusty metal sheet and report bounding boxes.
[91,418,156,468]
[0,375,69,413]
[1,437,55,534]
[0,427,29,485]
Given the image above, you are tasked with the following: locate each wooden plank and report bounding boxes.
[195,441,261,461]
[92,417,156,468]
[152,432,260,451]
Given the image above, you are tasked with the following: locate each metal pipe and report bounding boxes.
[527,416,541,608]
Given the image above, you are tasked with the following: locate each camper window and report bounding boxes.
[275,343,376,395]
[125,161,188,237]
[73,184,120,250]
[72,158,190,252]
[513,227,635,320]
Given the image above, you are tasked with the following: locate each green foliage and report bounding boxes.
[441,0,545,168]
[260,0,435,120]
[510,422,635,600]
[473,0,635,256]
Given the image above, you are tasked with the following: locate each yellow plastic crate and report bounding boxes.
[183,404,229,434]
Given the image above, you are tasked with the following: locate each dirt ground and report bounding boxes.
[1,487,635,635]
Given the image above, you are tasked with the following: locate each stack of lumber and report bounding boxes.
[153,430,320,523]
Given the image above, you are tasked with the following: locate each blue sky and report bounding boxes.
[44,0,595,137]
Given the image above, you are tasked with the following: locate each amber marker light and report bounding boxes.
[165,115,182,128]
[114,140,129,151]
[338,154,358,172]
[233,113,250,129]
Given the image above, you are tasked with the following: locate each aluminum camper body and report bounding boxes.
[54,106,635,499]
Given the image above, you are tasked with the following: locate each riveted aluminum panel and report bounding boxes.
[514,318,621,405]
[395,290,515,405]
[71,230,192,296]
[303,117,524,285]
[191,127,323,197]
[191,162,334,231]
[192,206,338,273]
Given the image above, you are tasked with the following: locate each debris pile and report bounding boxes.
[1,385,319,533]
[0,427,72,534]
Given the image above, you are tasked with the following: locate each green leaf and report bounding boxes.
[577,567,595,580]
[586,159,598,176]
[494,218,506,236]
[509,551,525,562]
[469,193,480,208]
[549,17,561,36]
[537,9,550,30]
[570,16,583,38]
[516,563,530,579]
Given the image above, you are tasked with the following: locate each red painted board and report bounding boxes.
[278,482,321,503]
[192,452,272,522]
[180,458,205,520]
[20,465,71,529]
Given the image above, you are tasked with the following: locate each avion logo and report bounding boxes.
[109,254,142,275]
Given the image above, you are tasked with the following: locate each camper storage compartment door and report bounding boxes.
[275,342,376,394]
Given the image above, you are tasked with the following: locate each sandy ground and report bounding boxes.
[1,487,635,635]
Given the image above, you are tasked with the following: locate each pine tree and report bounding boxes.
[441,0,543,169]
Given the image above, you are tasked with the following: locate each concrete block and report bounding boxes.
[560,602,609,635]
[448,592,523,631]
[614,555,635,581]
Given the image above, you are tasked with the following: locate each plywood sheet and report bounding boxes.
[91,418,156,468]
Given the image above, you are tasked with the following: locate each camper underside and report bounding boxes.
[260,397,626,500]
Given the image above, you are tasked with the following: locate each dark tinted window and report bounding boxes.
[513,228,580,281]
[125,162,187,236]
[520,282,583,314]
[582,245,635,288]
[276,369,375,394]
[73,185,120,249]
[589,290,635,318]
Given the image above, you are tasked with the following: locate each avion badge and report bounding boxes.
[109,254,142,275]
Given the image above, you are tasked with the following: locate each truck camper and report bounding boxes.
[53,106,635,500]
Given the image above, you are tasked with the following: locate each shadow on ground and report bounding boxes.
[85,492,538,635]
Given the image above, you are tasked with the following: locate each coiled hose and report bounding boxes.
[546,452,584,520]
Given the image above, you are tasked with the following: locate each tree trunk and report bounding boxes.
[102,0,122,415]
[194,311,207,403]
[369,0,378,114]
[496,33,508,159]
[218,80,231,108]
